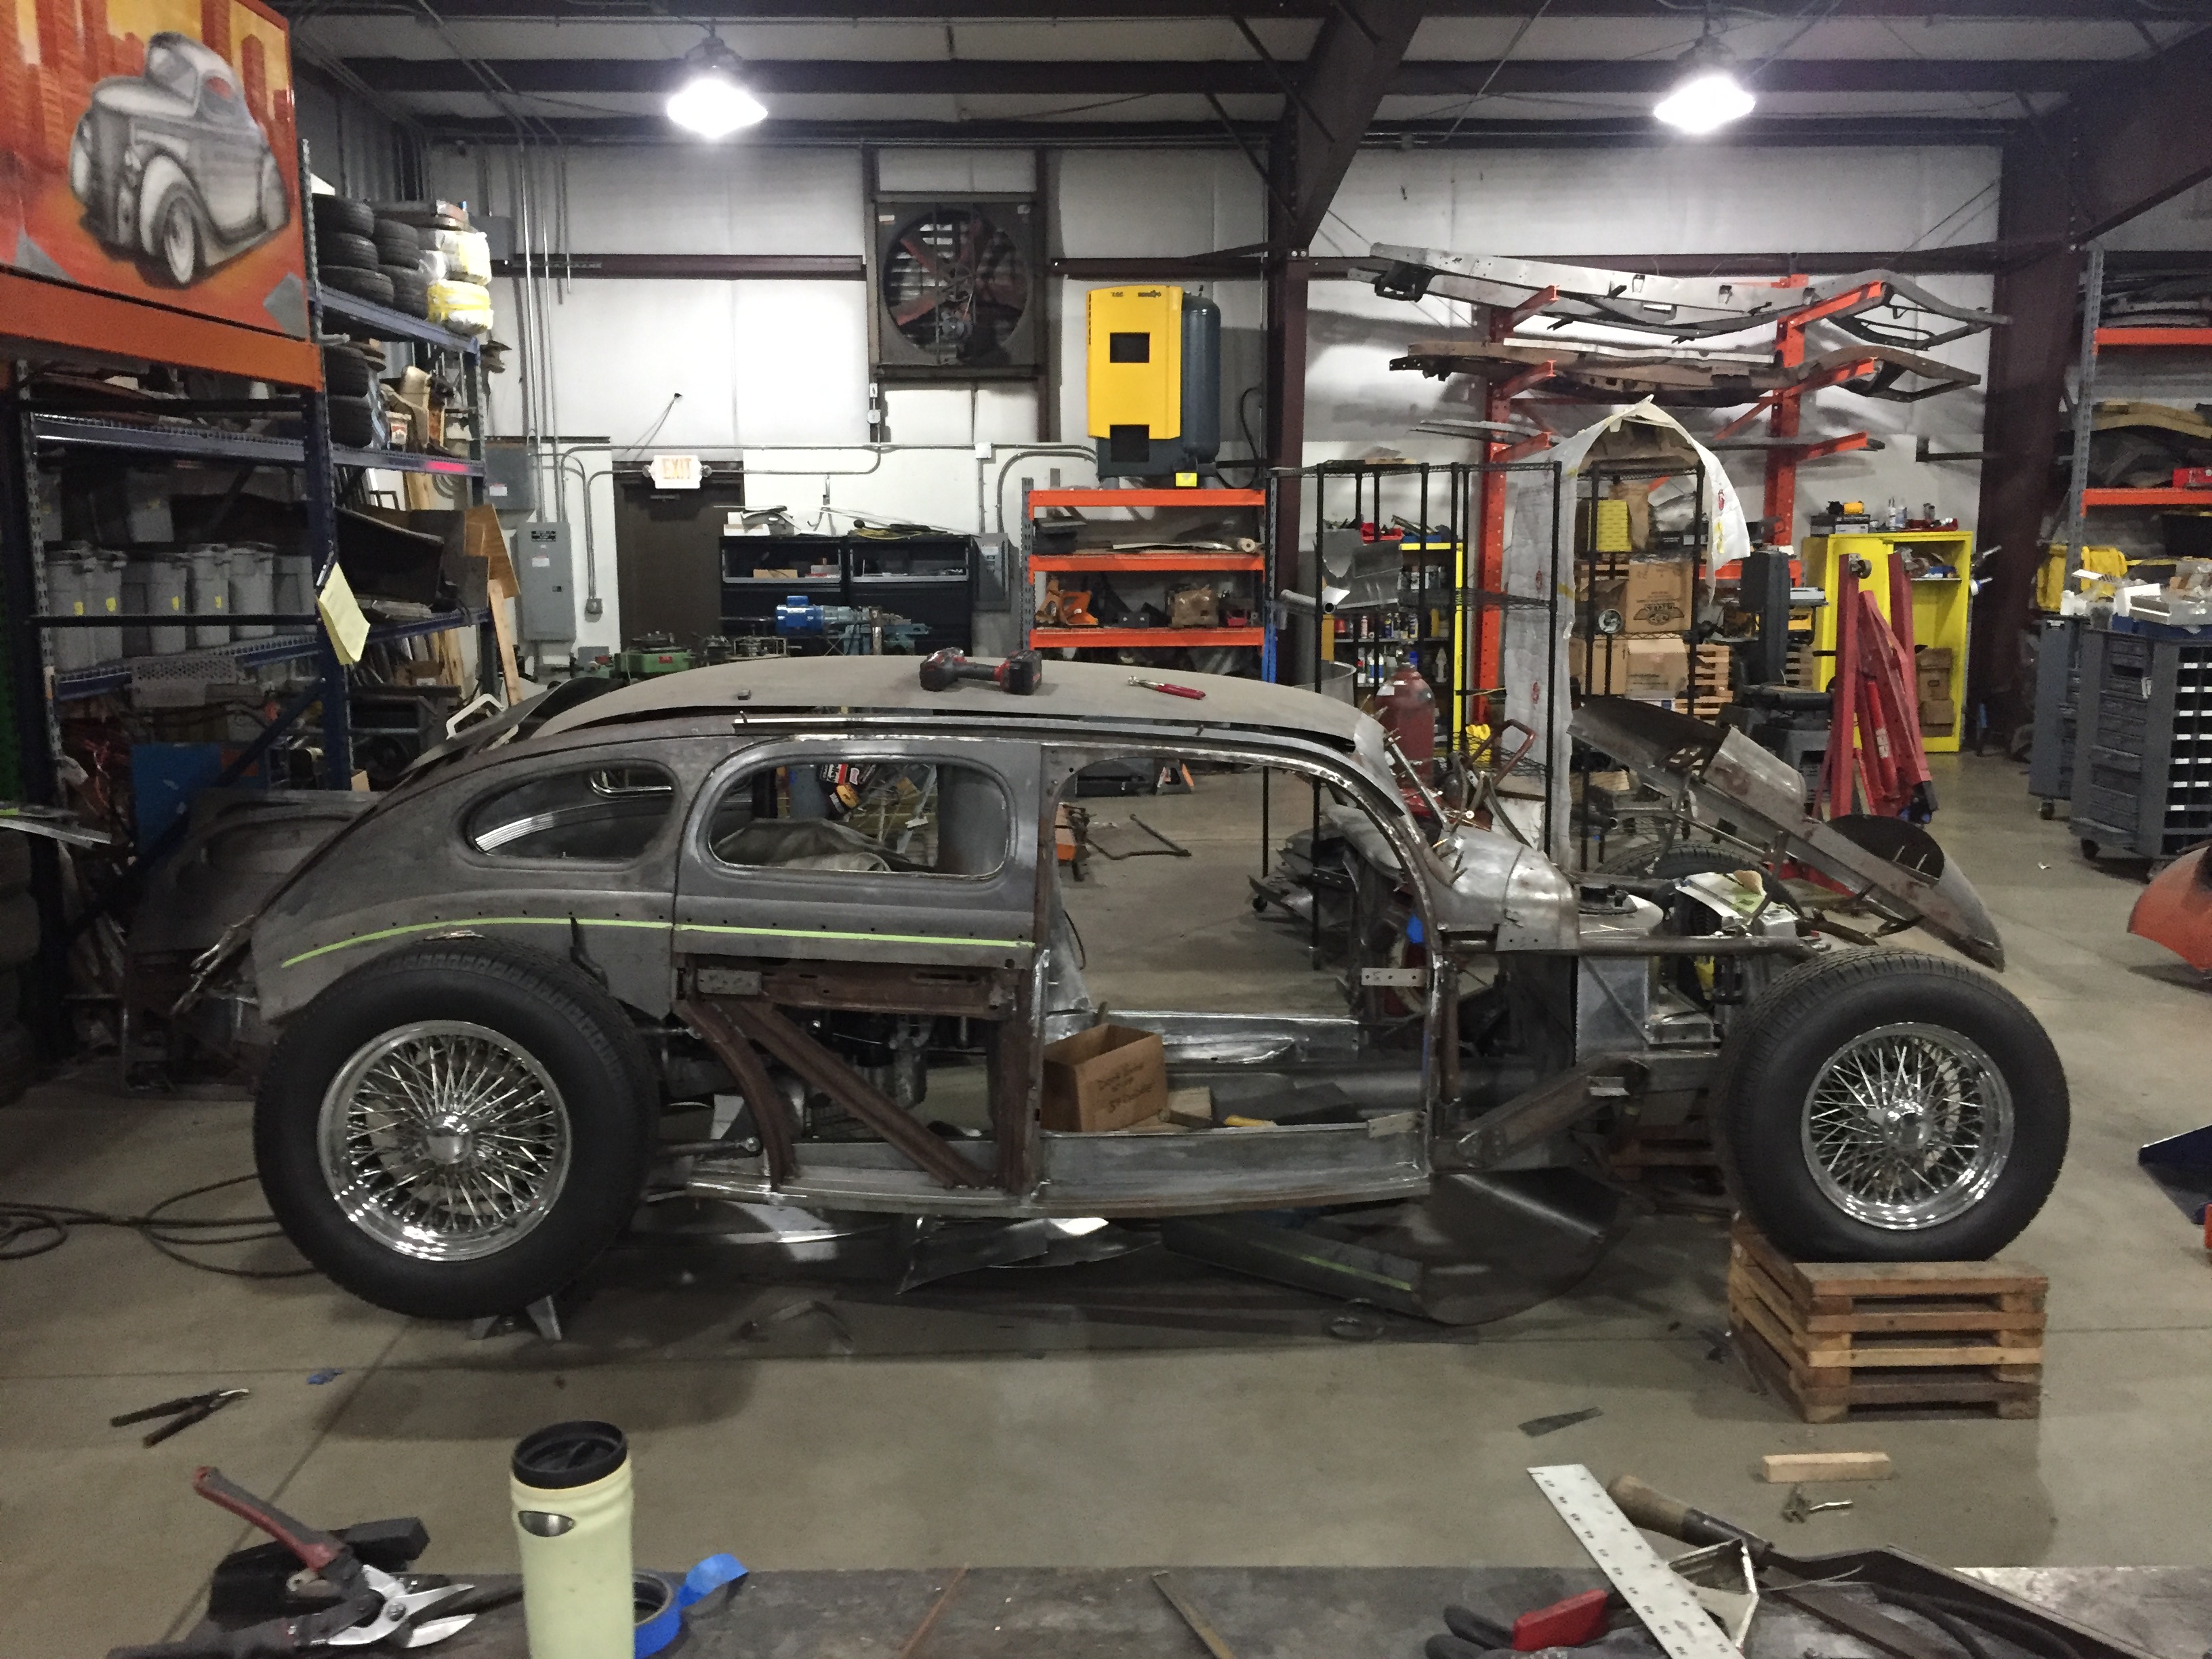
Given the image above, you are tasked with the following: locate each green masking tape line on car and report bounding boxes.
[676,923,1031,951]
[283,916,1029,968]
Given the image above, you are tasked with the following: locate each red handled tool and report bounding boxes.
[1128,676,1205,700]
[918,649,1044,695]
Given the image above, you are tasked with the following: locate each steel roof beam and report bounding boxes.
[340,56,2111,97]
[276,1,2212,18]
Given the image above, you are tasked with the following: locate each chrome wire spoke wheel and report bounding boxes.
[318,1021,571,1261]
[1799,1021,2013,1231]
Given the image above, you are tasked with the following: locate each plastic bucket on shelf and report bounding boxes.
[273,553,316,635]
[42,544,95,673]
[144,554,190,655]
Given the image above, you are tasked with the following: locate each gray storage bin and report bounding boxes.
[41,544,95,672]
[273,553,316,635]
[184,545,231,646]
[228,544,276,640]
[89,551,126,663]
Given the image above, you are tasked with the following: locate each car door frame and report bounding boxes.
[1025,729,1452,1213]
[672,727,1049,1204]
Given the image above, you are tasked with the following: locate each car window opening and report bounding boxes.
[708,760,1009,877]
[466,764,676,861]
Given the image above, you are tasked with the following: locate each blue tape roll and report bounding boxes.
[635,1554,748,1657]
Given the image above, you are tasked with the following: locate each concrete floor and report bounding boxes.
[6,752,2212,1658]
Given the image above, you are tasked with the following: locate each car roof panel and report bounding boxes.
[533,657,1372,747]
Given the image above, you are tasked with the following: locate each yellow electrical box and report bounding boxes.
[1087,285,1183,449]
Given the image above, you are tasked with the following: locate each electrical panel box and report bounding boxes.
[483,441,537,515]
[516,523,576,644]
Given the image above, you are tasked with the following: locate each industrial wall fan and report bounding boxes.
[872,197,1040,375]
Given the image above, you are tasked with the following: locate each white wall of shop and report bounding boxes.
[426,139,2212,650]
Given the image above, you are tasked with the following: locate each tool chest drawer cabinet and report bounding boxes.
[2069,626,2212,863]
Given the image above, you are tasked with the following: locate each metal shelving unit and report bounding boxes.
[1019,486,1275,675]
[10,142,493,792]
[29,413,485,479]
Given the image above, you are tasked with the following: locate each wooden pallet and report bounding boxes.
[1729,1224,2046,1423]
[1689,642,1733,721]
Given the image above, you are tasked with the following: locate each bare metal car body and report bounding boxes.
[230,660,2046,1314]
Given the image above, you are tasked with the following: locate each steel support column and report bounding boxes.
[1970,131,2080,736]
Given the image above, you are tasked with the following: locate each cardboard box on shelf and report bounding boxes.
[1582,559,1694,634]
[1572,635,1689,697]
[1041,1024,1169,1133]
[1921,698,1957,734]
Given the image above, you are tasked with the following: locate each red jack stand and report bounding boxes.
[1822,552,1936,823]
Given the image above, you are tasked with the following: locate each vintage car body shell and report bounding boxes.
[245,663,2005,1221]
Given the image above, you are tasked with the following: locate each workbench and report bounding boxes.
[410,1565,2205,1659]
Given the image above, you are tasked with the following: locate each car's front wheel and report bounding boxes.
[1713,950,2068,1261]
[255,940,655,1317]
[149,182,201,285]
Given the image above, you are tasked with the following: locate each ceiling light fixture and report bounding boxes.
[667,34,766,140]
[1654,23,1755,135]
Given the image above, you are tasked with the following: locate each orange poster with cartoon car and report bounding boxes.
[1,0,307,338]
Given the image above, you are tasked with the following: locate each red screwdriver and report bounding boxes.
[1129,676,1205,700]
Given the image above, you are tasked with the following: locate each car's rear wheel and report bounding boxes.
[1712,950,2068,1261]
[255,940,655,1318]
[151,184,200,286]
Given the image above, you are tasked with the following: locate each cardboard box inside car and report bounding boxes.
[1572,635,1689,697]
[1042,1023,1169,1132]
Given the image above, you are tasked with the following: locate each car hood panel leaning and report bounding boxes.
[1570,697,2005,970]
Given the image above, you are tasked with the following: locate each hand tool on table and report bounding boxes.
[1129,676,1205,699]
[1153,1573,1240,1659]
[1605,1475,2157,1659]
[112,1389,250,1447]
[106,1468,475,1657]
[918,648,1044,695]
[1527,1466,1742,1659]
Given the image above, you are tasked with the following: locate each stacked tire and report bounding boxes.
[373,217,430,319]
[310,195,391,308]
[311,195,398,447]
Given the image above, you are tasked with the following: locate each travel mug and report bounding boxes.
[510,1419,634,1659]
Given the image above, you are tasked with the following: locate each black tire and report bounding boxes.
[372,218,423,264]
[382,265,429,317]
[321,348,375,398]
[0,891,39,972]
[316,230,380,274]
[0,1019,33,1106]
[326,392,379,449]
[311,194,375,238]
[1713,950,2068,1262]
[255,940,655,1318]
[321,265,394,308]
[1600,842,1751,880]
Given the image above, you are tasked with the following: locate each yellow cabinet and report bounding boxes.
[1802,531,1971,755]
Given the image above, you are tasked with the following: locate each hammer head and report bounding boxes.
[998,650,1044,695]
[917,649,967,692]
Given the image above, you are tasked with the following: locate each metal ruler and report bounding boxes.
[1528,1465,1743,1659]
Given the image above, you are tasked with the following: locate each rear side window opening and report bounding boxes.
[708,759,1010,878]
[466,764,677,861]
